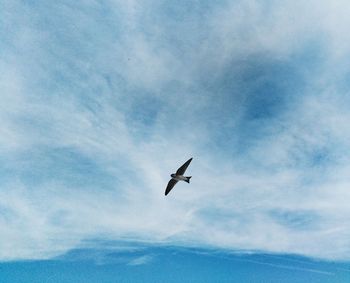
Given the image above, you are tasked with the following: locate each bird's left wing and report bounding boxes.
[165,179,178,196]
[176,158,193,175]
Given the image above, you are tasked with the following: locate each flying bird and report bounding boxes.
[165,158,193,196]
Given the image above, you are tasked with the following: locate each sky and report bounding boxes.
[1,0,350,281]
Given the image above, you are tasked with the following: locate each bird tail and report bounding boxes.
[185,176,192,183]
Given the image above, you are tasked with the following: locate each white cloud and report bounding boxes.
[1,0,350,261]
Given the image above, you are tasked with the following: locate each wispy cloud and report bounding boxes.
[128,255,153,266]
[229,256,334,276]
[1,0,350,261]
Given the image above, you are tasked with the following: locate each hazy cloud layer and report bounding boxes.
[1,0,350,260]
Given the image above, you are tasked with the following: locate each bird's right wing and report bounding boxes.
[176,158,193,175]
[165,179,178,196]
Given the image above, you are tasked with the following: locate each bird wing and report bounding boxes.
[176,158,193,175]
[165,179,178,196]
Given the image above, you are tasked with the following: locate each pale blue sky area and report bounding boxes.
[1,0,350,281]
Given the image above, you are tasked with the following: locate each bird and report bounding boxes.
[165,158,193,196]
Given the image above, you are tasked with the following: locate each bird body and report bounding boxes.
[170,173,191,182]
[165,158,193,196]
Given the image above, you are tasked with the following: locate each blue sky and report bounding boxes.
[1,0,350,281]
[2,244,350,283]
